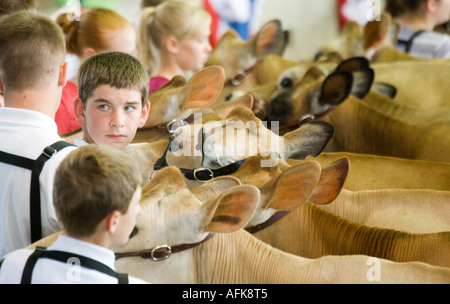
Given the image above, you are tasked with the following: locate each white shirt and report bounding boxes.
[396,26,450,59]
[0,235,149,284]
[74,138,89,147]
[0,108,77,256]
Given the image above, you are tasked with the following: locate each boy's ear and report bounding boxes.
[83,48,96,59]
[105,210,122,234]
[73,97,87,126]
[58,62,68,88]
[138,102,151,128]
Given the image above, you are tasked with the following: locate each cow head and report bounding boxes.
[265,57,374,128]
[314,12,400,62]
[112,166,260,282]
[165,106,334,173]
[206,20,285,84]
[231,155,349,230]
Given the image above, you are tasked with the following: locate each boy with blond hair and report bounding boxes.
[72,52,150,150]
[0,11,76,256]
[0,145,148,284]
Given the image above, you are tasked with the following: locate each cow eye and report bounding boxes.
[280,78,293,88]
[129,226,139,239]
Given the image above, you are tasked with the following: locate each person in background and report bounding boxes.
[55,8,137,136]
[385,0,450,59]
[0,0,40,108]
[0,11,77,257]
[0,145,148,284]
[138,0,212,93]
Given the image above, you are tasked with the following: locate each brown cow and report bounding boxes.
[265,66,450,162]
[25,167,450,283]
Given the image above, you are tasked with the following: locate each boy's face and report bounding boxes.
[74,85,150,150]
[115,186,142,245]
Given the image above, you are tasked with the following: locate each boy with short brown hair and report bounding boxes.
[73,51,150,150]
[0,145,148,284]
[0,11,75,256]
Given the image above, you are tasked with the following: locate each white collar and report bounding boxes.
[0,107,58,133]
[48,235,117,270]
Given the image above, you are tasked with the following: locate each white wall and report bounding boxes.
[253,0,340,61]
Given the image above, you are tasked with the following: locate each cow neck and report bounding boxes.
[245,210,292,234]
[115,233,214,262]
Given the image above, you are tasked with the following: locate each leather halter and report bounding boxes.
[115,234,214,261]
[245,210,292,234]
[225,60,260,86]
[278,106,336,132]
[151,127,247,182]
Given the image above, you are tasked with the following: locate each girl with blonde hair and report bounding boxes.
[55,8,137,134]
[138,0,212,93]
[385,0,450,59]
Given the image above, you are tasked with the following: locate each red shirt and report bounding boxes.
[149,76,170,93]
[55,81,81,134]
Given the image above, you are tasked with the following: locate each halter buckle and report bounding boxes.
[298,113,316,126]
[230,72,245,86]
[151,245,172,261]
[193,168,214,183]
[166,119,188,134]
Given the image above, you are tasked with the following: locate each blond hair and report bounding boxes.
[0,11,65,91]
[57,8,132,57]
[53,145,142,238]
[138,0,211,72]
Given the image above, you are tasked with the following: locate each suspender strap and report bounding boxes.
[0,256,5,270]
[0,141,74,243]
[397,30,425,53]
[30,141,74,243]
[21,247,129,284]
[21,247,46,284]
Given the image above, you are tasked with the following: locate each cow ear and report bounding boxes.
[261,161,321,210]
[335,58,374,99]
[202,186,260,233]
[309,157,349,205]
[192,176,241,203]
[226,105,259,124]
[180,66,225,111]
[335,57,370,72]
[363,12,391,51]
[319,71,353,106]
[144,166,189,191]
[282,120,335,160]
[349,68,374,99]
[372,82,397,99]
[251,19,284,57]
[209,94,254,119]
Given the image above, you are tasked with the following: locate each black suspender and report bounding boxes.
[0,256,5,270]
[397,30,425,54]
[21,247,129,284]
[0,141,74,243]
